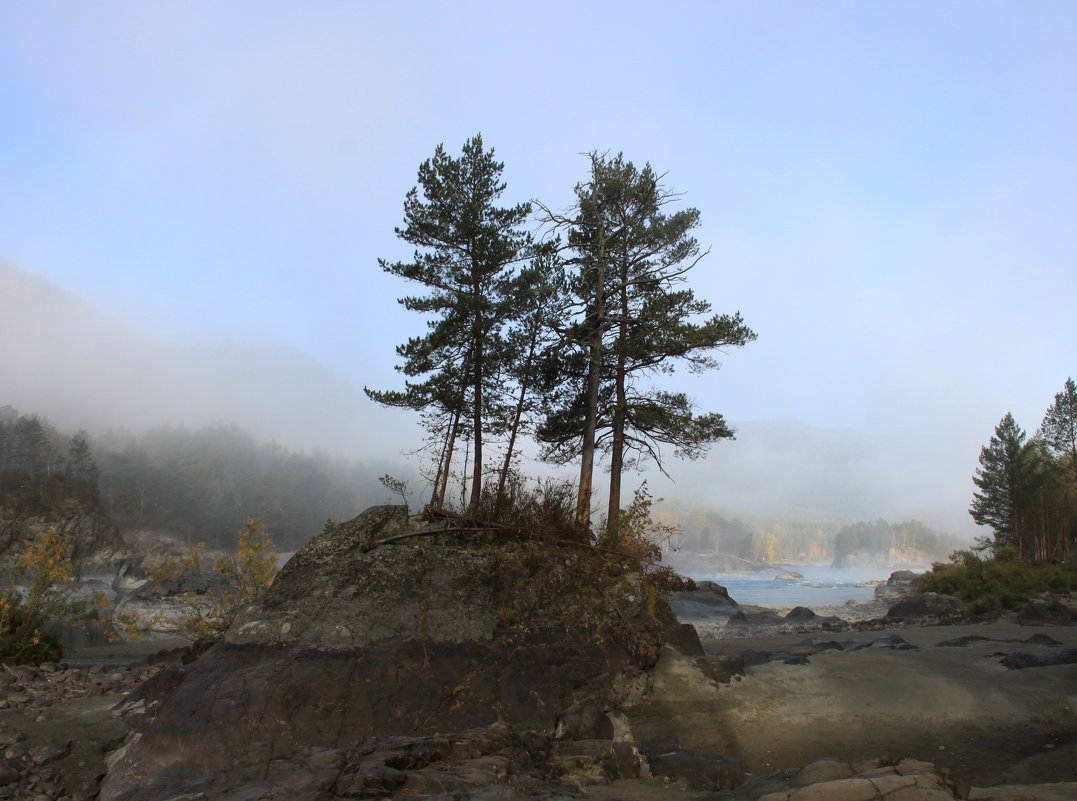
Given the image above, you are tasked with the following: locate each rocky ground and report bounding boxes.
[0,603,1069,800]
[3,521,1076,801]
[0,661,158,801]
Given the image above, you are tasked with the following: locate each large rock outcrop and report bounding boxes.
[100,505,683,801]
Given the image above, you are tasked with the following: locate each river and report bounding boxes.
[687,564,925,607]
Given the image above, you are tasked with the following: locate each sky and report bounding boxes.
[1,2,1075,535]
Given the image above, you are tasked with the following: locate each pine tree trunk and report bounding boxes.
[576,224,606,530]
[430,411,457,508]
[497,334,537,512]
[605,275,630,541]
[437,411,461,508]
[470,337,483,511]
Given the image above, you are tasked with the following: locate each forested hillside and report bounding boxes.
[0,406,383,551]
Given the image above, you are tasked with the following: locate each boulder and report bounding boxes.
[875,570,923,602]
[776,571,805,581]
[668,580,739,624]
[99,505,679,801]
[886,592,964,620]
[785,606,818,622]
[1015,598,1077,626]
[999,647,1077,670]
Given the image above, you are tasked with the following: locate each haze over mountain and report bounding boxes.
[0,263,407,460]
[2,263,979,538]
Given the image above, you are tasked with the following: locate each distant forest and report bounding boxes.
[1,404,961,563]
[665,503,958,566]
[0,406,381,550]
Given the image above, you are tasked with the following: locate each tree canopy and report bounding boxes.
[536,153,755,534]
[969,381,1077,562]
[372,143,755,540]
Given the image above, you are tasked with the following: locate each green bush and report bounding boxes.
[918,547,1077,613]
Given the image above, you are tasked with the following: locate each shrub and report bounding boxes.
[470,470,586,542]
[140,519,278,641]
[0,529,109,664]
[918,547,1077,613]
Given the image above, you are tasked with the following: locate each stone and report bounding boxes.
[875,571,923,602]
[1015,599,1077,626]
[1000,647,1077,669]
[776,572,805,581]
[789,778,879,801]
[29,740,70,764]
[647,749,741,790]
[668,581,739,624]
[886,787,955,801]
[665,622,705,656]
[793,759,854,786]
[968,782,1077,800]
[1024,633,1062,645]
[935,635,991,647]
[0,765,17,786]
[867,773,917,794]
[886,593,964,620]
[785,606,819,622]
[554,701,614,741]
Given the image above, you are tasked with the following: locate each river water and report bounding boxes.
[688,565,923,608]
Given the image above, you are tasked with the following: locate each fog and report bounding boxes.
[2,4,1075,544]
[3,263,984,539]
[0,264,405,460]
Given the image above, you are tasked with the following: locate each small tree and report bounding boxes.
[378,474,411,510]
[66,430,100,503]
[0,530,112,663]
[143,519,277,641]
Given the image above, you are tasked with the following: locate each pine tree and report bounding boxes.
[538,153,755,535]
[1041,377,1077,494]
[493,248,568,511]
[970,413,1036,554]
[1039,377,1077,560]
[66,430,100,503]
[365,135,531,509]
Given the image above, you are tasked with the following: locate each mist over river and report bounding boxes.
[687,565,926,608]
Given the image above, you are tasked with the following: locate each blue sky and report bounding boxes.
[1,2,1075,521]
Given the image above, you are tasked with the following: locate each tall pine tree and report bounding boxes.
[365,135,531,510]
[970,412,1035,554]
[1042,377,1077,494]
[538,153,755,535]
